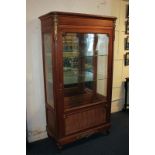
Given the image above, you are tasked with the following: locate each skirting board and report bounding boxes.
[111,99,124,113]
[28,130,47,143]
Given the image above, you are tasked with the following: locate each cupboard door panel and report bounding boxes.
[65,106,106,135]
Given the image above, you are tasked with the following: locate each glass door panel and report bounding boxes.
[63,33,109,109]
[96,34,109,96]
[43,33,54,108]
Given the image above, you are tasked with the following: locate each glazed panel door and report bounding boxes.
[60,29,111,110]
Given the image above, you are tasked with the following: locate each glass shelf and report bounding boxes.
[64,69,107,85]
[63,53,108,57]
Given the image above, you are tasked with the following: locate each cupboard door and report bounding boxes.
[65,105,107,135]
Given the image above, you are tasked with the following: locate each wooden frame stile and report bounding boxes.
[106,31,114,123]
[57,44,66,139]
[92,34,98,98]
[49,15,58,139]
[53,14,66,141]
[107,21,116,122]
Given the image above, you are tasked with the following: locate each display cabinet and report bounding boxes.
[39,12,116,148]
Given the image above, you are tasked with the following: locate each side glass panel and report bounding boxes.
[63,33,109,109]
[96,34,109,96]
[43,33,54,108]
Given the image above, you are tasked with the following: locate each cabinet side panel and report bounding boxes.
[43,33,54,108]
[47,108,56,136]
[40,17,52,32]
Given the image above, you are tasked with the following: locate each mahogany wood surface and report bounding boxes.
[39,12,116,147]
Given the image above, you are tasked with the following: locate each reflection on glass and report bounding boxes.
[44,33,54,108]
[96,34,109,55]
[63,33,109,101]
